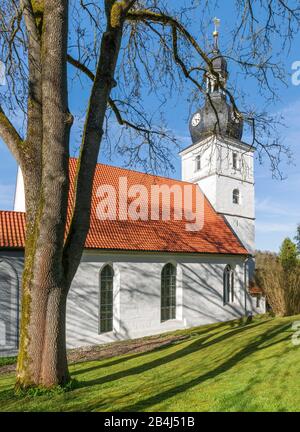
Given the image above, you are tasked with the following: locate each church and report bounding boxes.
[0,30,265,356]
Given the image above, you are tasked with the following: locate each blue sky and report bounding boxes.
[1,1,300,252]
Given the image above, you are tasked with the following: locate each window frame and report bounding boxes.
[195,154,201,172]
[0,259,20,348]
[232,152,239,170]
[223,265,234,305]
[232,188,240,205]
[99,264,114,333]
[161,263,177,322]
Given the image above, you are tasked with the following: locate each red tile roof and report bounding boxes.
[0,211,26,249]
[0,159,248,255]
[249,280,264,295]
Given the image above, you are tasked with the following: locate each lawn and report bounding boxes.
[0,314,300,412]
[0,357,16,367]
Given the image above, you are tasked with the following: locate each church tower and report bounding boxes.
[180,19,255,253]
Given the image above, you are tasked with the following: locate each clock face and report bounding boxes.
[191,112,201,127]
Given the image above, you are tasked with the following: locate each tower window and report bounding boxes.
[195,155,201,171]
[233,189,240,205]
[223,265,234,305]
[232,152,238,170]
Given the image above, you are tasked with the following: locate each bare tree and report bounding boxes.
[0,0,299,388]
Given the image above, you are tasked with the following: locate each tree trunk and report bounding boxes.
[16,288,69,389]
[14,0,124,389]
[15,0,71,389]
[16,246,70,389]
[40,286,69,387]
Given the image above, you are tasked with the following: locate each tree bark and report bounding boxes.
[16,259,70,388]
[16,0,71,389]
[40,285,69,386]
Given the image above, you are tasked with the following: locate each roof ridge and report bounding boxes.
[0,161,248,255]
[69,157,194,186]
[0,210,25,215]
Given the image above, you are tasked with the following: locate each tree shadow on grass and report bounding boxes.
[71,320,237,377]
[0,388,19,412]
[116,322,291,412]
[74,320,268,390]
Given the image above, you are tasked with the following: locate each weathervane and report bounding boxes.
[212,17,220,52]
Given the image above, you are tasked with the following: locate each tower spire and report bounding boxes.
[204,17,227,96]
[189,17,243,144]
[213,17,220,53]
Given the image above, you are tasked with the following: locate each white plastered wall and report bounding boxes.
[65,251,248,348]
[13,166,25,212]
[180,136,255,253]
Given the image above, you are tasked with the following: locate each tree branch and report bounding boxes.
[126,9,241,116]
[126,10,209,64]
[20,0,40,44]
[67,54,95,81]
[19,0,44,218]
[63,13,124,282]
[0,105,23,163]
[67,53,155,134]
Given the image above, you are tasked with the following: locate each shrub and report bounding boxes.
[255,251,300,317]
[279,238,298,271]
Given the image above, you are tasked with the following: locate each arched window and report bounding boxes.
[0,259,19,348]
[161,263,176,322]
[195,154,201,171]
[100,265,114,333]
[233,189,240,205]
[223,265,234,305]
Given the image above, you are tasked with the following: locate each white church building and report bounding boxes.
[0,33,265,356]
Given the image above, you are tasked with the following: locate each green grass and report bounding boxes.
[0,357,17,367]
[0,314,300,412]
